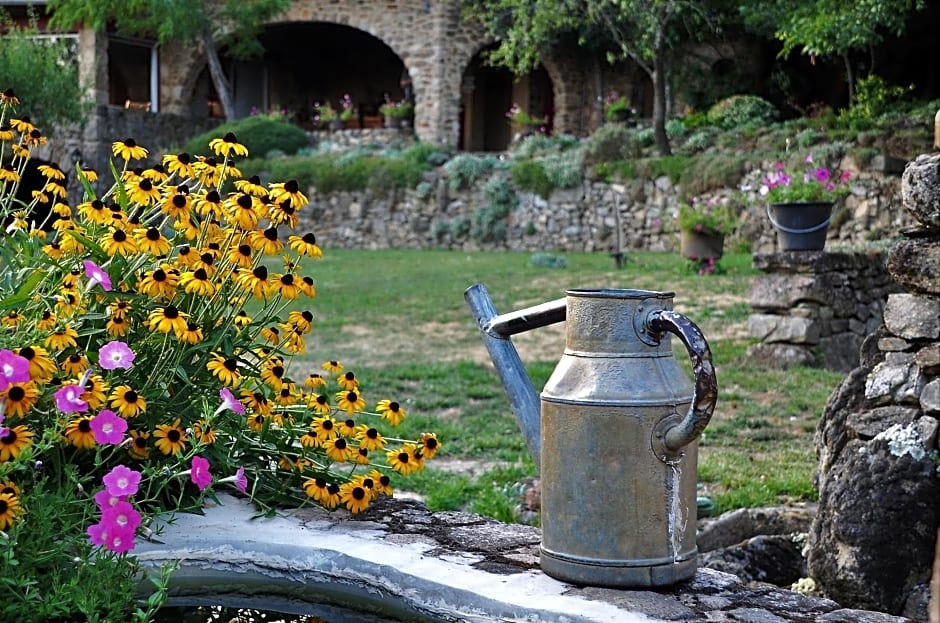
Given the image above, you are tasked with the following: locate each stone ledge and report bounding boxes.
[134,495,913,623]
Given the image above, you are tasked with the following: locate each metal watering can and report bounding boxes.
[464,284,717,588]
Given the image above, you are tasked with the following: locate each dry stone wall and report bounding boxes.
[805,152,940,620]
[298,156,913,254]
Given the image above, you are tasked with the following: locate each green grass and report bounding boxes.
[271,248,843,521]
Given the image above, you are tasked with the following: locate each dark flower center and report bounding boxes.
[124,390,138,403]
[78,419,92,432]
[223,132,238,143]
[237,194,253,209]
[425,438,438,450]
[253,266,268,279]
[1,430,17,444]
[285,180,299,193]
[177,152,191,164]
[302,232,317,244]
[138,179,153,191]
[224,358,238,372]
[8,386,25,401]
[334,438,347,450]
[112,230,127,242]
[146,227,161,241]
[280,274,294,285]
[264,227,278,241]
[194,268,208,280]
[124,138,137,148]
[238,244,252,257]
[352,487,365,500]
[172,194,187,208]
[164,306,180,318]
[168,429,181,442]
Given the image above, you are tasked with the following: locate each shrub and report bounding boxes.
[541,151,584,190]
[510,159,554,198]
[443,153,499,191]
[706,95,777,130]
[583,124,641,165]
[182,115,309,159]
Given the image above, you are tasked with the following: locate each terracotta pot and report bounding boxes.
[767,202,833,251]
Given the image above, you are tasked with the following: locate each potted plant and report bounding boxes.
[505,102,546,138]
[677,198,738,271]
[604,92,635,123]
[757,154,852,251]
[379,99,415,129]
[315,94,356,131]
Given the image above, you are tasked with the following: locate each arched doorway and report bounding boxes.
[193,22,412,129]
[459,48,554,152]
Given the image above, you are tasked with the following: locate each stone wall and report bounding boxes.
[298,155,914,254]
[746,251,901,372]
[806,153,940,619]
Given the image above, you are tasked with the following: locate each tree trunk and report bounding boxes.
[202,25,236,121]
[651,42,671,156]
[842,53,856,108]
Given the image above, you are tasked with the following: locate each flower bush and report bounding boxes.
[314,94,356,125]
[506,102,547,130]
[603,92,635,122]
[379,99,414,119]
[0,90,437,620]
[756,153,852,203]
[677,197,738,237]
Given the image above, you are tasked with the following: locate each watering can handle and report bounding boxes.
[647,310,717,453]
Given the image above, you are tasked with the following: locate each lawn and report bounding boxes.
[274,248,844,522]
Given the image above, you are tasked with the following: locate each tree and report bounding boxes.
[45,0,293,121]
[464,0,723,156]
[0,11,84,127]
[740,0,926,106]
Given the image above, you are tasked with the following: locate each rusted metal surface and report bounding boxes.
[466,285,718,589]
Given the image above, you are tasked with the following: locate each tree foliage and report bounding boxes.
[0,10,84,127]
[46,0,292,120]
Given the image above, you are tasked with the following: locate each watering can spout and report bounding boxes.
[464,283,566,466]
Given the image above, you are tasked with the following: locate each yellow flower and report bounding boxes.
[339,481,371,514]
[128,429,150,460]
[179,268,216,296]
[324,437,351,463]
[112,138,149,161]
[207,354,241,387]
[267,179,308,209]
[0,491,23,530]
[109,385,147,418]
[148,305,189,334]
[3,383,40,417]
[336,390,366,414]
[45,325,79,351]
[209,132,249,158]
[176,322,204,344]
[134,226,172,256]
[0,425,34,462]
[386,443,423,475]
[288,232,323,258]
[376,399,406,426]
[154,419,187,455]
[163,152,196,178]
[65,416,97,450]
[100,227,139,257]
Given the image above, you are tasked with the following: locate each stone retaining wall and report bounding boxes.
[298,155,914,254]
[746,251,901,372]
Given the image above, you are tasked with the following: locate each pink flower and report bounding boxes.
[83,260,112,291]
[94,489,125,510]
[98,341,135,370]
[101,500,142,533]
[54,384,89,413]
[102,464,141,497]
[190,455,212,491]
[87,522,135,553]
[234,466,248,494]
[0,348,30,391]
[90,409,128,445]
[217,387,245,415]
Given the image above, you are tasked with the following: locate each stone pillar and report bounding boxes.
[807,152,940,619]
[746,251,899,372]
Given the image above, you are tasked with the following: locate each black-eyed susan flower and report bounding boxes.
[177,322,204,344]
[233,309,252,329]
[288,232,323,258]
[227,242,255,270]
[153,419,187,455]
[18,345,57,381]
[267,198,299,228]
[234,174,266,197]
[0,425,34,462]
[1,88,19,105]
[209,132,249,158]
[268,179,308,209]
[109,385,147,418]
[11,115,34,133]
[65,416,97,450]
[163,152,195,178]
[193,420,216,445]
[149,305,188,334]
[376,399,406,426]
[260,361,286,390]
[0,481,20,498]
[302,477,330,504]
[298,275,316,298]
[236,265,272,299]
[81,374,109,409]
[112,138,148,161]
[207,354,241,387]
[339,481,371,514]
[36,311,57,332]
[273,273,301,299]
[135,226,171,256]
[387,443,423,475]
[24,128,47,147]
[128,176,161,205]
[308,393,331,415]
[45,325,79,351]
[282,329,306,354]
[0,127,14,145]
[336,390,366,414]
[100,227,139,257]
[77,198,109,224]
[128,429,150,460]
[179,268,216,296]
[287,310,314,334]
[352,446,371,465]
[0,491,23,530]
[321,483,341,509]
[300,428,321,448]
[79,165,98,183]
[2,310,22,328]
[369,470,393,497]
[192,251,218,277]
[249,226,284,256]
[338,418,357,438]
[141,163,168,184]
[4,383,40,417]
[324,437,351,463]
[274,384,299,407]
[246,413,266,432]
[260,325,281,344]
[337,371,359,391]
[304,372,326,389]
[0,162,18,183]
[355,425,386,451]
[227,192,261,230]
[311,415,337,440]
[420,433,440,459]
[105,315,131,337]
[139,266,180,298]
[240,389,273,416]
[322,360,343,374]
[61,352,89,376]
